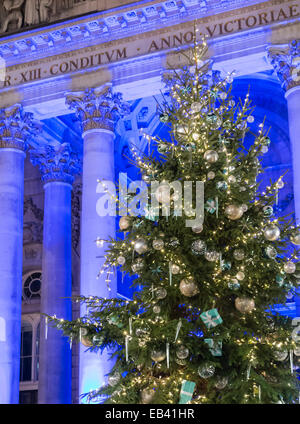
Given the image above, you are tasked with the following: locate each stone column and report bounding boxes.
[66,84,129,401]
[31,143,81,404]
[0,105,37,404]
[268,40,300,316]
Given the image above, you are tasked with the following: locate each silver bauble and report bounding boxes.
[169,237,180,248]
[294,347,300,356]
[228,175,237,184]
[274,350,288,361]
[155,183,170,204]
[214,376,228,390]
[192,224,203,233]
[241,204,248,212]
[176,345,189,360]
[92,334,104,345]
[108,372,120,386]
[191,102,202,113]
[236,271,245,281]
[264,225,280,241]
[198,363,215,378]
[235,297,255,313]
[191,239,206,255]
[207,171,215,180]
[179,278,199,297]
[171,264,180,274]
[119,216,131,231]
[140,388,155,404]
[117,256,126,265]
[153,305,161,314]
[204,150,219,163]
[284,261,296,274]
[152,239,164,250]
[225,204,243,220]
[233,249,245,261]
[131,258,144,273]
[205,250,219,262]
[151,350,166,362]
[134,238,148,254]
[156,287,167,299]
[265,246,277,259]
[290,233,300,245]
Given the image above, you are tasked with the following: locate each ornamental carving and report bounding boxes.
[0,104,39,151]
[66,83,130,133]
[30,142,81,185]
[268,40,300,92]
[71,181,82,255]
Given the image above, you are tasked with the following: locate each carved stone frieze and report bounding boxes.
[268,40,300,92]
[66,83,130,133]
[71,181,81,254]
[30,142,81,184]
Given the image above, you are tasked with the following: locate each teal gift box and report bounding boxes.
[204,338,222,356]
[179,380,196,404]
[200,308,223,329]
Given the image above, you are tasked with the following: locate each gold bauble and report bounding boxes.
[179,278,199,297]
[119,216,131,231]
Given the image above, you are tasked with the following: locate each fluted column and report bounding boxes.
[268,40,300,316]
[0,105,37,404]
[66,84,129,401]
[31,143,81,404]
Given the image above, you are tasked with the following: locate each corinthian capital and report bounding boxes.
[267,40,300,92]
[65,83,130,133]
[30,143,81,185]
[0,104,40,151]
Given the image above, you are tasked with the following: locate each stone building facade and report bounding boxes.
[0,0,299,404]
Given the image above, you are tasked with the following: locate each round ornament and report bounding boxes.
[169,237,180,248]
[264,225,280,241]
[156,287,167,300]
[153,305,161,314]
[205,250,219,262]
[81,335,93,347]
[290,233,300,245]
[152,239,164,250]
[207,171,215,180]
[192,132,200,141]
[233,249,245,261]
[214,376,228,390]
[277,179,284,189]
[263,206,273,217]
[131,258,144,273]
[265,246,277,259]
[151,350,166,362]
[117,256,126,265]
[220,92,227,100]
[191,239,206,255]
[247,115,254,123]
[284,261,296,274]
[204,150,219,163]
[221,260,231,271]
[241,204,248,212]
[179,278,199,297]
[119,216,131,231]
[192,224,203,234]
[236,271,245,281]
[228,175,236,184]
[225,204,243,220]
[294,347,300,356]
[134,238,148,255]
[159,113,169,123]
[206,113,222,129]
[155,183,170,204]
[228,279,240,290]
[198,363,215,378]
[274,350,288,361]
[176,345,189,360]
[235,297,255,313]
[191,102,202,113]
[276,274,285,286]
[108,372,120,386]
[171,264,180,274]
[140,388,155,404]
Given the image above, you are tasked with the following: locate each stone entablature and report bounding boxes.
[0,0,299,92]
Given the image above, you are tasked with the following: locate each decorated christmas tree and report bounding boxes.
[48,39,300,404]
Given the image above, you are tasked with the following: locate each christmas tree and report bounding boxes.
[48,39,300,404]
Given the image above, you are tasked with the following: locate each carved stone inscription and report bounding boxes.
[1,1,299,88]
